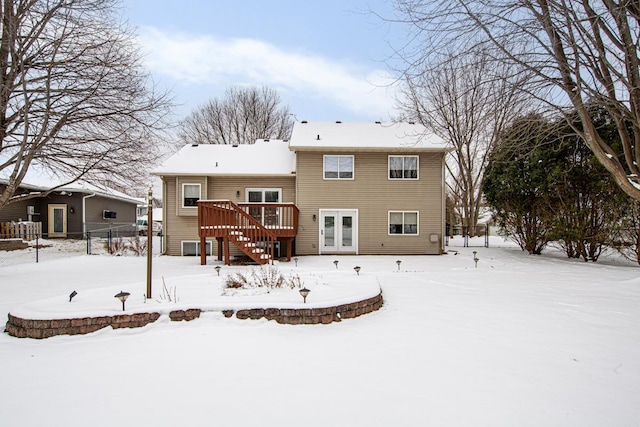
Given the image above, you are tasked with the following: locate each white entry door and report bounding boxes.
[320,210,357,253]
[48,204,67,238]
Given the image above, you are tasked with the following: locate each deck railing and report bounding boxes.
[198,200,299,239]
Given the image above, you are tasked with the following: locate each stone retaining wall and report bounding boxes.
[5,293,383,339]
[223,293,383,325]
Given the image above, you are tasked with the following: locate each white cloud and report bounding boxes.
[136,26,398,120]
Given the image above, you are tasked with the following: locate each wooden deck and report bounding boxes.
[198,200,299,265]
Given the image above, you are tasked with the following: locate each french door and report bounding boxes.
[320,210,357,253]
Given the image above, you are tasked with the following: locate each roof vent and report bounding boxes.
[301,120,308,124]
[191,143,199,147]
[316,134,320,140]
[408,121,415,124]
[264,139,270,142]
[336,120,342,123]
[375,121,381,124]
[232,144,238,147]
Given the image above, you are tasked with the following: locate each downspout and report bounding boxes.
[161,176,167,255]
[82,193,96,235]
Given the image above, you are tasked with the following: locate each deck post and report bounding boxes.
[200,236,206,265]
[217,237,223,261]
[224,236,231,266]
[285,238,292,261]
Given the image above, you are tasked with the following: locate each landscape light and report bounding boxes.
[396,260,402,271]
[215,265,222,276]
[294,257,299,267]
[114,291,130,311]
[354,266,361,275]
[333,260,339,269]
[69,291,77,302]
[299,287,310,303]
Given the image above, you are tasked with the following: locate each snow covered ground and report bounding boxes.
[1,237,639,426]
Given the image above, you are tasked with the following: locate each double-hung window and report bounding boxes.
[182,183,201,207]
[389,156,418,179]
[324,155,354,179]
[389,211,419,235]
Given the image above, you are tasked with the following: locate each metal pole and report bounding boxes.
[146,187,153,299]
[35,234,39,263]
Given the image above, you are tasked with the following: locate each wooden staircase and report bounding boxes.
[198,200,277,265]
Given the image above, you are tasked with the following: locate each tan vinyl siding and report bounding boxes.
[295,151,444,255]
[163,175,295,256]
[164,176,200,256]
[207,176,295,202]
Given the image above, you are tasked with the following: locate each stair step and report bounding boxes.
[260,254,271,259]
[244,242,257,247]
[229,231,243,236]
[251,248,264,253]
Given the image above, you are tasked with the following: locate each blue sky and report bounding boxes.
[121,0,406,123]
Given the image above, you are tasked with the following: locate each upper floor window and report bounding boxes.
[324,155,354,179]
[182,183,201,207]
[389,156,418,180]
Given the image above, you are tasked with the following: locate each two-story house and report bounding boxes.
[153,121,449,264]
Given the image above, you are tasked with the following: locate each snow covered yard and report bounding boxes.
[1,240,639,426]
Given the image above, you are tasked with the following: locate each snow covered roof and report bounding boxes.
[288,121,450,151]
[152,139,296,176]
[0,163,143,205]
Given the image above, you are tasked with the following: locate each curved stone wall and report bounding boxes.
[5,293,383,339]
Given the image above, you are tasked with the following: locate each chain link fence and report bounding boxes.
[0,232,163,267]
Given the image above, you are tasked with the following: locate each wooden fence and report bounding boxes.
[0,222,42,241]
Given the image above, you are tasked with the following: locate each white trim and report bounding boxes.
[388,210,420,236]
[323,155,355,180]
[181,183,201,208]
[318,209,359,254]
[388,155,419,180]
[181,240,212,256]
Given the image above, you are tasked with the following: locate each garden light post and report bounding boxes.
[114,291,130,311]
[146,187,153,299]
[294,257,299,267]
[473,251,479,268]
[396,260,401,271]
[215,265,221,276]
[354,266,361,275]
[299,287,310,303]
[333,260,339,269]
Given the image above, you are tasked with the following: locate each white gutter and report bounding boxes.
[82,193,96,235]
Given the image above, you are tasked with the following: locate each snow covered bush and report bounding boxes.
[104,236,148,256]
[222,266,303,295]
[127,236,148,256]
[105,237,127,255]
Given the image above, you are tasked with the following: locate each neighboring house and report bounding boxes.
[153,121,450,263]
[0,167,141,239]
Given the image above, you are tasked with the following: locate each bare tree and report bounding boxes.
[178,86,294,146]
[0,0,172,210]
[398,49,530,234]
[391,0,640,201]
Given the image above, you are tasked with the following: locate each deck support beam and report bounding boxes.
[200,236,206,265]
